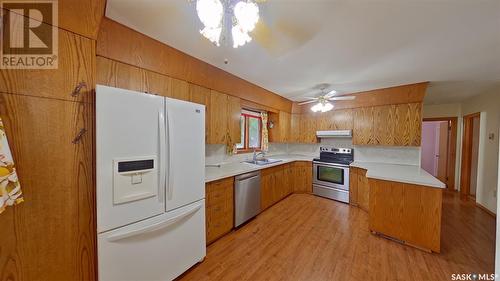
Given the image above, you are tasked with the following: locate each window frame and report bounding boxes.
[237,110,263,153]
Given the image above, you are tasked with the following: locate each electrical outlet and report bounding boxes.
[489,133,495,140]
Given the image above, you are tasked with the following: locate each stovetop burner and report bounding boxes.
[314,147,354,165]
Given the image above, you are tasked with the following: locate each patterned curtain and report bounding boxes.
[0,118,22,214]
[261,112,269,152]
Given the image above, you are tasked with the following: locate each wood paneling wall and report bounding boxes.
[0,5,102,281]
[96,18,292,113]
[294,82,428,113]
[4,1,105,39]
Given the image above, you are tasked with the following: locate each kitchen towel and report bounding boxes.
[0,118,22,214]
[261,112,269,152]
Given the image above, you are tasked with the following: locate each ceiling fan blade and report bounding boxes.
[328,96,356,101]
[298,100,318,105]
[323,90,337,98]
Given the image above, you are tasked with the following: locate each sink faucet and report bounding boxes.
[253,149,265,162]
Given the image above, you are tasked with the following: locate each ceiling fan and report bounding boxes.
[298,89,356,113]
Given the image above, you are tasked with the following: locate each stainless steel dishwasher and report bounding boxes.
[234,171,261,227]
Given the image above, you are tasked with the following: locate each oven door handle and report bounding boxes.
[313,161,350,168]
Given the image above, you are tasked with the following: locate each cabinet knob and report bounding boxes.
[72,128,87,144]
[71,82,88,97]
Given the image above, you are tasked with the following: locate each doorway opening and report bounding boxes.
[421,117,458,190]
[460,113,481,200]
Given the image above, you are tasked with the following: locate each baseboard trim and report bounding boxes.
[475,202,496,218]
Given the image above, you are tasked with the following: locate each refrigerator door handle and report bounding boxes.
[158,110,166,203]
[167,109,174,200]
[106,202,202,242]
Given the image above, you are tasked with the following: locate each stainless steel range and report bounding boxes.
[313,147,354,203]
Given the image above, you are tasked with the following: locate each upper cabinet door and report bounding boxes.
[165,98,205,212]
[96,85,166,233]
[208,90,228,144]
[227,95,241,145]
[394,103,422,146]
[373,105,395,146]
[353,107,373,145]
[0,13,95,103]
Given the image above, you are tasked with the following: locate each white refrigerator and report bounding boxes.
[96,85,206,281]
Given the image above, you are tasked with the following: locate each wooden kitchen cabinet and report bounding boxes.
[372,105,396,146]
[316,109,354,131]
[208,90,228,144]
[0,22,95,103]
[269,111,291,143]
[189,83,211,142]
[261,164,294,211]
[299,114,318,143]
[206,177,234,244]
[353,107,374,145]
[292,161,313,193]
[283,163,294,196]
[169,78,189,101]
[227,95,242,145]
[289,113,301,143]
[369,178,442,252]
[97,56,172,97]
[207,90,241,145]
[353,103,422,147]
[394,103,422,146]
[357,168,370,212]
[0,93,95,280]
[3,1,105,40]
[349,167,359,206]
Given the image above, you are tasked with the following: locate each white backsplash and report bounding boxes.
[205,143,288,165]
[206,138,421,166]
[354,146,421,165]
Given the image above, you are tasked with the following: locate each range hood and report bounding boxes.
[316,130,352,138]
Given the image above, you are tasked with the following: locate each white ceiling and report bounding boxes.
[106,0,500,105]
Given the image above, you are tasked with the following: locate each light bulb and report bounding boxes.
[197,0,223,45]
[321,102,334,112]
[311,103,322,112]
[200,27,222,46]
[234,1,259,32]
[196,0,223,28]
[232,25,252,48]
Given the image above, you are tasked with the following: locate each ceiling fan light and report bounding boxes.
[234,1,259,32]
[311,103,322,112]
[321,102,334,112]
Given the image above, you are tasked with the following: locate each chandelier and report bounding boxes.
[195,0,260,48]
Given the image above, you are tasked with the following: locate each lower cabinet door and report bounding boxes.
[206,178,234,244]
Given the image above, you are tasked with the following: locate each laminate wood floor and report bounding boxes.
[180,192,495,281]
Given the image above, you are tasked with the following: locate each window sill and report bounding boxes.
[236,149,262,154]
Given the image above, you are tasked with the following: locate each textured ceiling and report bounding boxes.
[106,0,500,104]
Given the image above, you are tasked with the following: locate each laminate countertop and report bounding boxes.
[205,154,314,183]
[350,161,446,189]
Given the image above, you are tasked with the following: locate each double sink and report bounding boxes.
[243,158,282,166]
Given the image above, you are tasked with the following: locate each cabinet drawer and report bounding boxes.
[206,201,233,244]
[0,12,95,103]
[207,185,233,206]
